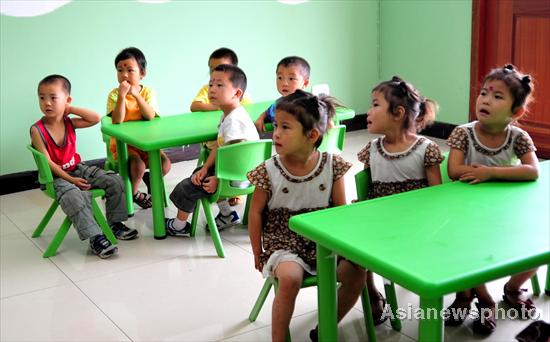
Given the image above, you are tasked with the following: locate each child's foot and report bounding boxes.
[110,222,139,240]
[309,326,318,342]
[369,290,389,326]
[133,191,152,209]
[444,291,474,326]
[164,218,191,237]
[90,234,118,259]
[502,283,536,314]
[472,300,496,335]
[214,210,241,230]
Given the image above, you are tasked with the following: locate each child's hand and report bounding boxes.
[71,177,91,190]
[118,81,131,97]
[254,118,265,133]
[459,164,492,184]
[191,167,208,186]
[129,85,141,98]
[254,254,262,272]
[201,176,218,193]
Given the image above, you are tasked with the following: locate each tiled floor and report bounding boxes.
[1,130,548,341]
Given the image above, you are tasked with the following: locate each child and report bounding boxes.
[107,47,171,209]
[444,64,539,335]
[357,76,443,323]
[165,64,259,235]
[254,56,312,133]
[30,75,139,259]
[247,90,365,342]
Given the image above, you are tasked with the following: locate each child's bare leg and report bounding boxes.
[473,284,495,305]
[272,261,304,342]
[366,270,378,294]
[337,260,367,322]
[504,269,538,309]
[160,152,172,176]
[129,155,146,195]
[176,210,190,221]
[507,269,538,291]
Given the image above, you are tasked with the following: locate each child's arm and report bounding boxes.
[254,111,268,132]
[67,105,100,129]
[447,147,476,180]
[248,187,268,272]
[111,82,131,124]
[458,152,539,184]
[191,143,218,186]
[130,85,155,120]
[30,127,90,190]
[190,101,219,112]
[331,176,347,207]
[426,164,442,186]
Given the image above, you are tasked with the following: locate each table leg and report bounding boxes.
[116,140,134,216]
[148,149,166,239]
[545,264,550,296]
[317,244,338,341]
[418,296,443,342]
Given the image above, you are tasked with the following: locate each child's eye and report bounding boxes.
[289,77,295,81]
[51,97,57,100]
[277,76,283,80]
[480,90,487,96]
[495,95,503,99]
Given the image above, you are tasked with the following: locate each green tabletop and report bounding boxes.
[290,161,550,341]
[101,100,355,238]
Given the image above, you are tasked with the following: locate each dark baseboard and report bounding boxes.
[1,120,457,195]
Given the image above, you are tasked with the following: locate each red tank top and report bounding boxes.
[33,116,81,172]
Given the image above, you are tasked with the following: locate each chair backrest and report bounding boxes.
[318,125,346,154]
[354,168,372,202]
[440,151,451,184]
[27,145,56,198]
[213,139,272,200]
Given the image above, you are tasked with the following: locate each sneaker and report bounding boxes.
[90,234,118,259]
[309,327,318,342]
[111,222,139,240]
[214,210,241,230]
[165,218,191,237]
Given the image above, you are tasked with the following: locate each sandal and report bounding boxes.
[133,191,152,209]
[444,290,475,326]
[369,291,388,326]
[503,283,537,314]
[473,300,496,335]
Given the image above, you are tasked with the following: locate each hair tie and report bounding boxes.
[503,64,515,73]
[391,75,403,83]
[398,81,409,95]
[521,75,531,85]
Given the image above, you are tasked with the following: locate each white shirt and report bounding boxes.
[217,106,259,146]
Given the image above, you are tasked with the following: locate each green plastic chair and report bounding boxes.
[27,145,117,258]
[318,124,346,154]
[190,139,273,258]
[249,275,378,342]
[355,169,402,332]
[441,151,543,294]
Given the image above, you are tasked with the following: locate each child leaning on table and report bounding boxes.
[30,75,139,259]
[107,47,172,210]
[357,76,443,325]
[165,64,259,236]
[444,64,539,335]
[247,90,364,342]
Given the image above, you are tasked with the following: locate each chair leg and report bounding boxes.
[249,278,274,322]
[531,273,541,296]
[91,198,117,245]
[190,200,201,237]
[384,280,402,331]
[32,201,59,238]
[360,286,377,342]
[242,194,252,226]
[202,198,225,258]
[545,265,550,296]
[43,216,72,258]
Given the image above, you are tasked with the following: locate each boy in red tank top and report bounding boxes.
[30,75,138,259]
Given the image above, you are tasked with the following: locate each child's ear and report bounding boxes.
[234,88,243,100]
[302,78,310,89]
[66,95,72,104]
[307,128,321,143]
[394,105,406,121]
[141,68,147,78]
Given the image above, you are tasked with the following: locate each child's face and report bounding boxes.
[116,57,144,86]
[208,57,233,73]
[38,81,71,118]
[208,71,240,107]
[276,65,309,97]
[476,79,516,127]
[366,91,392,134]
[272,110,310,155]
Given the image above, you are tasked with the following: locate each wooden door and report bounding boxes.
[470,0,550,158]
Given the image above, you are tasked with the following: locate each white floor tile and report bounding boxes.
[0,284,130,341]
[0,213,22,237]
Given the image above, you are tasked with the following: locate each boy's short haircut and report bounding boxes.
[209,48,238,65]
[277,56,311,79]
[212,64,247,95]
[115,47,147,72]
[38,74,71,94]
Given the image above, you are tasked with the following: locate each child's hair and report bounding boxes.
[210,47,238,65]
[277,56,311,79]
[114,47,147,72]
[483,64,534,112]
[373,76,438,133]
[212,64,247,97]
[275,89,341,148]
[38,74,71,95]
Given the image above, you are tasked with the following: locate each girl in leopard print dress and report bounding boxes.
[247,90,364,342]
[357,76,444,325]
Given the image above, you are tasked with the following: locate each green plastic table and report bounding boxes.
[101,101,355,239]
[289,161,550,341]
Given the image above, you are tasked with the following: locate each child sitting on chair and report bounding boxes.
[107,47,171,209]
[30,75,138,259]
[165,64,259,236]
